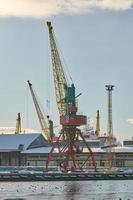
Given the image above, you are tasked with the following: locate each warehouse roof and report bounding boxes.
[92,147,133,153]
[22,146,52,154]
[22,146,133,155]
[82,146,133,153]
[0,133,49,152]
[0,133,133,154]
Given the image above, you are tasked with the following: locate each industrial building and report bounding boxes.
[0,133,133,169]
[0,133,50,166]
[24,146,133,168]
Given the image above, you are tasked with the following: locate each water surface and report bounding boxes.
[0,180,132,200]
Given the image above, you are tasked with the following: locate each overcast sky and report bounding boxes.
[0,0,133,142]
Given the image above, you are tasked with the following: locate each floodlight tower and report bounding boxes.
[105,85,114,139]
[105,85,115,169]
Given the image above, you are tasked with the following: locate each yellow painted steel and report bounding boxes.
[27,80,51,142]
[47,21,67,115]
[95,110,100,136]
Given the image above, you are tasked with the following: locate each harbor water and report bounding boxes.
[0,180,133,200]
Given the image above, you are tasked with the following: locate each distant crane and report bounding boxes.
[95,110,100,136]
[15,113,21,134]
[46,21,96,172]
[27,80,54,142]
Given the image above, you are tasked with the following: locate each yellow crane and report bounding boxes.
[95,110,100,136]
[46,21,96,172]
[27,80,54,142]
[15,113,21,134]
[47,21,68,116]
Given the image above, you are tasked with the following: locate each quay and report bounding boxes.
[0,172,133,181]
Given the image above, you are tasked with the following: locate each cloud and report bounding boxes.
[127,119,133,124]
[0,0,133,18]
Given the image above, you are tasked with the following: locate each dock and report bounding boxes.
[0,172,133,181]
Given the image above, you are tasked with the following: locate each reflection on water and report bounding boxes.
[65,182,80,200]
[0,180,133,200]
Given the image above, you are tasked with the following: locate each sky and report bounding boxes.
[0,0,133,142]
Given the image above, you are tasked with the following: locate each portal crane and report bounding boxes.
[15,113,21,134]
[27,80,54,142]
[46,21,96,172]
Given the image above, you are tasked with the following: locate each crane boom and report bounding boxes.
[27,80,53,142]
[47,21,67,115]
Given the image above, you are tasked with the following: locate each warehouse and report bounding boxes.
[0,133,49,166]
[0,133,133,168]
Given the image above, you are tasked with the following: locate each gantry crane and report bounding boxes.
[15,113,21,134]
[46,21,96,172]
[27,80,54,142]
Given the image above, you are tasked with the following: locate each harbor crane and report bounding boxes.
[95,110,100,136]
[46,21,96,172]
[27,80,54,142]
[15,113,21,134]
